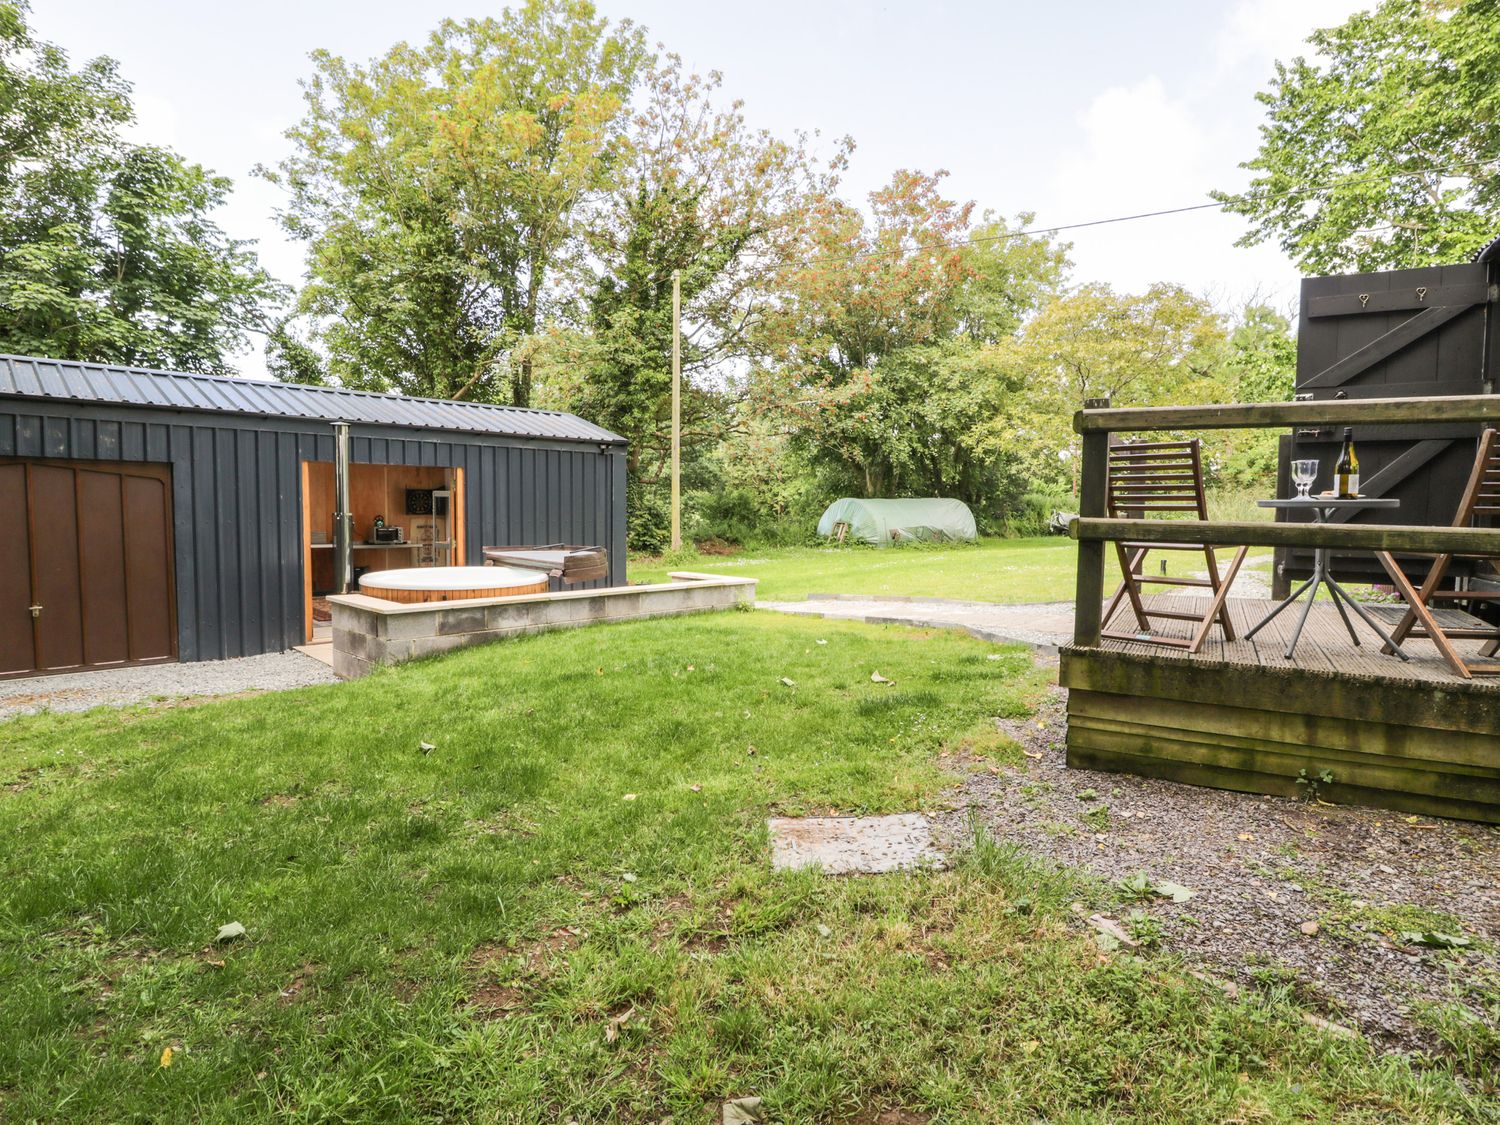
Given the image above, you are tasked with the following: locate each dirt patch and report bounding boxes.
[934,681,1500,1055]
[260,793,300,809]
[278,963,317,1004]
[470,980,525,1018]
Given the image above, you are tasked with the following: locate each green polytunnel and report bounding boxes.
[815,497,977,547]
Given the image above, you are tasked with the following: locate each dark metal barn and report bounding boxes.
[0,355,626,678]
[1273,237,1499,594]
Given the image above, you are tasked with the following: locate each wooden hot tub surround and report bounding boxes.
[357,577,549,604]
[358,566,549,605]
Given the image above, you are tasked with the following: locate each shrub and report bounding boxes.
[998,492,1074,538]
[626,477,672,554]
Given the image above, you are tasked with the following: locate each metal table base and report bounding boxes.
[1245,539,1410,662]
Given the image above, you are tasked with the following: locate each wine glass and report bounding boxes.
[1291,459,1319,498]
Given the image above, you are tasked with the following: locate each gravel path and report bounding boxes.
[934,681,1500,1054]
[758,597,1076,651]
[758,555,1274,649]
[0,651,337,721]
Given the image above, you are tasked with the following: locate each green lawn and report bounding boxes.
[632,538,1084,603]
[1,614,1487,1122]
[632,538,1277,605]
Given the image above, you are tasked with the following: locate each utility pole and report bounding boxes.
[671,267,682,551]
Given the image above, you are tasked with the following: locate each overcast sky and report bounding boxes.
[34,0,1367,378]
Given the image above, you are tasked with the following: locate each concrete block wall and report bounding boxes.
[329,573,756,679]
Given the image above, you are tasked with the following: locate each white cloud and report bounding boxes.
[1213,0,1369,75]
[1036,1,1371,311]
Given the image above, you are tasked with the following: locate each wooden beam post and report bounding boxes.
[670,268,682,552]
[1073,399,1111,647]
[1069,517,1500,555]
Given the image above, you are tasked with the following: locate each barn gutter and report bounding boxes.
[332,422,353,594]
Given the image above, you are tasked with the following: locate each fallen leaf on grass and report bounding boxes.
[1086,913,1139,949]
[622,793,637,801]
[1021,1039,1039,1054]
[816,639,827,645]
[779,677,796,688]
[159,1046,174,1068]
[688,784,702,793]
[214,922,246,943]
[418,741,436,755]
[870,671,894,684]
[723,1097,764,1124]
[603,1007,634,1044]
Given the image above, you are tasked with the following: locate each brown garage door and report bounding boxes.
[0,458,176,678]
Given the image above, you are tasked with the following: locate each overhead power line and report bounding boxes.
[806,157,1500,267]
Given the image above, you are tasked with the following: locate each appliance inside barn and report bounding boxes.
[0,356,627,678]
[1273,235,1500,602]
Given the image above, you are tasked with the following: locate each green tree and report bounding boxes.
[1217,0,1500,273]
[572,55,847,482]
[991,283,1227,492]
[752,178,1067,506]
[266,0,647,405]
[1205,303,1297,487]
[0,1,283,372]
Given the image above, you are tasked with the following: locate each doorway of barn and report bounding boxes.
[298,461,467,644]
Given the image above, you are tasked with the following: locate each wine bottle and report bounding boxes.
[1335,427,1359,498]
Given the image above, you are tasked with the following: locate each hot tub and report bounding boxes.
[358,566,549,604]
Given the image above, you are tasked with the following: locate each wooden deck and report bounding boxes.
[1061,596,1500,823]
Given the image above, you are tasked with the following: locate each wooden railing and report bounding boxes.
[1069,394,1500,647]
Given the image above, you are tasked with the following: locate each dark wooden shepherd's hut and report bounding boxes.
[0,355,626,678]
[1274,235,1500,594]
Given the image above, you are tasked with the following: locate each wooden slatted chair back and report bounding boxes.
[1459,428,1500,525]
[1107,439,1208,521]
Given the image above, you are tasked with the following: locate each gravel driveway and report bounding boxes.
[0,651,338,721]
[935,678,1500,1055]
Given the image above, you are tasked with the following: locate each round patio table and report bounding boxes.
[1243,496,1410,661]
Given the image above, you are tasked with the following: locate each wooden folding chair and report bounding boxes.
[1100,438,1249,653]
[1374,428,1500,679]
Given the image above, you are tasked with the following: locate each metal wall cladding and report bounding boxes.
[0,404,627,662]
[0,354,625,444]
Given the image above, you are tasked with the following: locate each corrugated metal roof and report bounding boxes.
[0,354,626,444]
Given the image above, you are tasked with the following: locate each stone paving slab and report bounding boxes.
[768,813,945,874]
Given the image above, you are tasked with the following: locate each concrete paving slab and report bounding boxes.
[768,813,945,874]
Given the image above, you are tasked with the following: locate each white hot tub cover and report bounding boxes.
[358,566,542,592]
